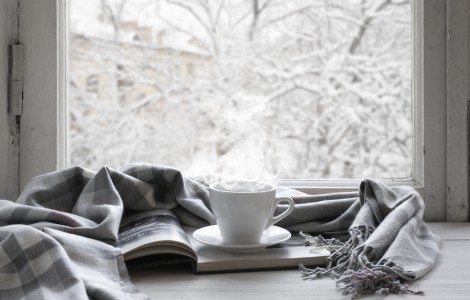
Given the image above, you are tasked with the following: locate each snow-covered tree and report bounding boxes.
[69,0,412,179]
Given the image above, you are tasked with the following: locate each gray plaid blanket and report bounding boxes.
[0,163,440,299]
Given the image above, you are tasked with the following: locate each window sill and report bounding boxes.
[276,178,422,195]
[130,223,470,299]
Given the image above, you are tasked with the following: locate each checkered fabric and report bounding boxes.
[0,163,440,299]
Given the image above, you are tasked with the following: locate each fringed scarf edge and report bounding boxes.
[299,226,424,299]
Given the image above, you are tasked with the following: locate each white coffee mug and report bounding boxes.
[209,180,295,245]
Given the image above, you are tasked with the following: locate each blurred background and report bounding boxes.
[68,0,412,180]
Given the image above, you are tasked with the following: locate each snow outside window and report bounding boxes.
[68,0,412,180]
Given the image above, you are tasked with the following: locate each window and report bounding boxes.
[186,63,195,76]
[8,0,467,221]
[85,75,99,94]
[68,0,412,180]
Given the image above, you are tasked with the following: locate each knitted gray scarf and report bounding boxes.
[0,164,439,299]
[295,180,440,298]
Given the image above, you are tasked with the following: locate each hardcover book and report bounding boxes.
[117,209,330,273]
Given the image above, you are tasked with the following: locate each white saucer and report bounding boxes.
[193,225,291,253]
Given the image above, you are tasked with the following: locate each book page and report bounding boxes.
[118,209,197,261]
[184,227,330,273]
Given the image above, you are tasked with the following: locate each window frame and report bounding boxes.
[0,0,19,200]
[15,0,68,187]
[13,0,467,221]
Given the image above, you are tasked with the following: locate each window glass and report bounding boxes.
[68,0,412,179]
[85,75,99,94]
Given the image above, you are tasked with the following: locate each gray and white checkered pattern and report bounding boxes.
[0,163,439,299]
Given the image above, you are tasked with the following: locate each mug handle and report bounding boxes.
[266,196,295,229]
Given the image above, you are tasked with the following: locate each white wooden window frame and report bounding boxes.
[0,0,18,199]
[3,0,468,221]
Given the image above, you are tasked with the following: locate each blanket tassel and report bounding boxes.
[299,227,425,299]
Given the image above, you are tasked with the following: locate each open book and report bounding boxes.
[117,209,330,273]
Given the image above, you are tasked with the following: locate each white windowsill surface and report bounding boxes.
[130,223,470,300]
